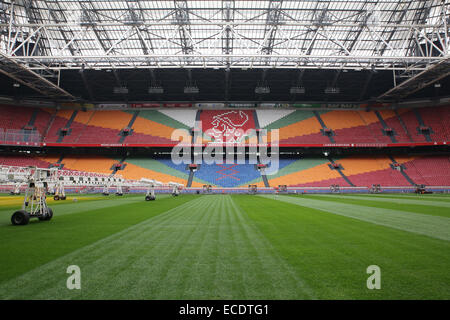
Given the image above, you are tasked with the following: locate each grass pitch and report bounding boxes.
[0,193,448,299]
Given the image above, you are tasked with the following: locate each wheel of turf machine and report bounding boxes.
[11,210,30,226]
[60,196,66,200]
[53,195,60,201]
[39,207,53,221]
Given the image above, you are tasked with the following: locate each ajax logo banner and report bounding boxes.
[210,111,249,143]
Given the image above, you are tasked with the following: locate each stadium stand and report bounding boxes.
[255,110,295,129]
[124,110,190,144]
[0,105,35,130]
[1,105,449,145]
[43,109,93,143]
[256,155,450,187]
[0,105,52,135]
[193,160,263,188]
[262,158,348,187]
[266,110,330,144]
[338,155,414,186]
[401,155,450,186]
[42,110,191,145]
[258,107,449,145]
[369,109,412,143]
[417,106,449,142]
[327,110,379,143]
[74,111,129,144]
[398,109,430,143]
[0,154,448,188]
[0,155,52,168]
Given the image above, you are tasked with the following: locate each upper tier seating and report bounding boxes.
[417,106,449,142]
[260,107,449,145]
[0,105,52,140]
[398,109,429,142]
[0,105,449,145]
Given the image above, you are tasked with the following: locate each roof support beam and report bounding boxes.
[78,2,128,101]
[6,53,446,71]
[377,58,450,102]
[221,0,234,55]
[174,1,194,55]
[45,1,83,61]
[0,1,447,71]
[22,0,50,56]
[261,0,283,56]
[0,51,75,100]
[378,2,412,56]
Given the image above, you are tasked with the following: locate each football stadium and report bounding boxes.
[0,0,449,303]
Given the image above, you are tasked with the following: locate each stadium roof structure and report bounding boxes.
[0,0,449,102]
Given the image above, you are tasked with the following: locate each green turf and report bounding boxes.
[0,194,193,283]
[0,193,448,300]
[299,194,450,218]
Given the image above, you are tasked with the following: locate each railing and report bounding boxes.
[183,186,450,194]
[1,185,450,194]
[0,128,42,145]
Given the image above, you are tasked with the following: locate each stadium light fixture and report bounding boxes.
[255,86,270,94]
[148,86,164,94]
[324,87,340,94]
[113,87,128,94]
[290,86,305,94]
[184,86,199,94]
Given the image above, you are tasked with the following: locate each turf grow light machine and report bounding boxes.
[51,181,66,200]
[11,167,55,226]
[169,182,183,197]
[140,178,163,201]
[0,165,29,195]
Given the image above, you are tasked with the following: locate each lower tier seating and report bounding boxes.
[0,154,448,188]
[193,160,263,187]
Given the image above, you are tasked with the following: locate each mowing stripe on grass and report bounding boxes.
[260,195,450,241]
[311,194,450,208]
[0,195,313,300]
[0,195,150,225]
[234,195,450,299]
[0,196,203,299]
[301,194,450,219]
[360,194,450,202]
[0,195,192,283]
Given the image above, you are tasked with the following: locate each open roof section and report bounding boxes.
[0,0,448,102]
[0,0,448,70]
